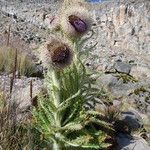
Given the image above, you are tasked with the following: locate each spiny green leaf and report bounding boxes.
[86,110,104,117]
[60,122,83,131]
[90,117,113,131]
[58,90,81,113]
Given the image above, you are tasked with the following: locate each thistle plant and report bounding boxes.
[33,1,111,150]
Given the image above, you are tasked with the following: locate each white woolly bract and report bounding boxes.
[44,14,60,31]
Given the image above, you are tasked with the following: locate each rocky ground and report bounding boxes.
[0,0,149,149]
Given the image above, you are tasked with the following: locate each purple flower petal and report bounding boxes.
[69,15,87,33]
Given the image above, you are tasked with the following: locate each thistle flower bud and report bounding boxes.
[39,38,73,70]
[60,5,92,38]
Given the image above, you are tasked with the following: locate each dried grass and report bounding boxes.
[0,46,35,76]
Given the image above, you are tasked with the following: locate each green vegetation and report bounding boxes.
[133,86,150,95]
[0,96,48,150]
[33,59,112,149]
[112,73,138,83]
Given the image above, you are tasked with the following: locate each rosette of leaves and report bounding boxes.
[33,35,112,149]
[33,58,111,149]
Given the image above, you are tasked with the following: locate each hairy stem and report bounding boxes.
[51,70,61,128]
[51,70,60,107]
[73,40,79,67]
[51,70,62,150]
[53,141,61,150]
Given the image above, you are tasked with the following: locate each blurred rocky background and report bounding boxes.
[0,0,149,149]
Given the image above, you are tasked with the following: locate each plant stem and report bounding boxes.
[51,70,61,127]
[51,70,60,107]
[53,141,61,150]
[51,70,62,149]
[7,25,11,46]
[73,40,79,67]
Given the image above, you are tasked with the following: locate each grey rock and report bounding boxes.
[97,74,118,88]
[30,64,44,78]
[130,66,150,80]
[120,111,143,131]
[0,75,43,110]
[98,73,135,98]
[11,78,43,110]
[114,61,131,74]
[117,133,150,150]
[97,72,150,113]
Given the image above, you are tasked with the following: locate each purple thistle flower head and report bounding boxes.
[69,15,87,33]
[51,45,71,65]
[60,5,92,38]
[39,39,73,70]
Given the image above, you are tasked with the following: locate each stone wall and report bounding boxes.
[91,0,149,53]
[83,0,150,81]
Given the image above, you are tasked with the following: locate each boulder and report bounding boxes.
[120,111,143,132]
[130,66,150,80]
[117,133,150,150]
[0,75,43,111]
[114,61,131,74]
